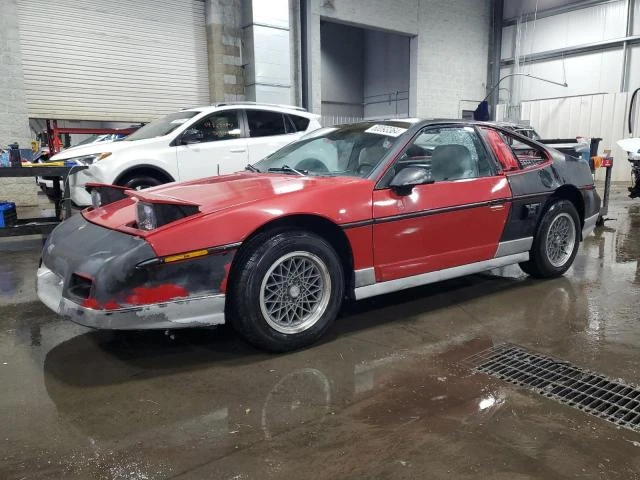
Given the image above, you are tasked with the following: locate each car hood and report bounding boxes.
[130,172,364,214]
[61,139,117,154]
[50,137,163,160]
[83,172,373,235]
[83,172,374,256]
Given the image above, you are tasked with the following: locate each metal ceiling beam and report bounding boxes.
[500,35,640,67]
[503,0,621,26]
[488,0,504,120]
[620,0,636,92]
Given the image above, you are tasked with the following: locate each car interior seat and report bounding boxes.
[430,144,475,181]
[405,144,427,159]
[357,144,388,175]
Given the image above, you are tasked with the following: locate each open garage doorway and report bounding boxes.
[320,21,410,126]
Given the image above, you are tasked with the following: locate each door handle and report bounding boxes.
[230,148,246,153]
[489,199,506,210]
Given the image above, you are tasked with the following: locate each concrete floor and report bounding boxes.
[1,188,640,480]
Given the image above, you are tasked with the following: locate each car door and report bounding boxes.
[175,110,249,180]
[243,109,300,163]
[372,125,512,282]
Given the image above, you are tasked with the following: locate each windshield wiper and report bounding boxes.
[267,165,307,176]
[245,164,260,172]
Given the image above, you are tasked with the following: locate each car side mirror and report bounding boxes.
[181,130,203,145]
[389,166,433,195]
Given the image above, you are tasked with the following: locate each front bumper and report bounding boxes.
[36,176,58,190]
[68,168,94,206]
[37,266,226,329]
[38,214,234,330]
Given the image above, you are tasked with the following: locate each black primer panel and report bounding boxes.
[501,166,557,241]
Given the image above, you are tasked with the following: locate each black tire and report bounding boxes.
[44,186,59,203]
[228,230,344,352]
[118,174,164,190]
[519,199,581,278]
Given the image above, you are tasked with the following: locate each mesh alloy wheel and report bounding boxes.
[259,251,332,335]
[545,212,576,267]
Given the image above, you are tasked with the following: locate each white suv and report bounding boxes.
[49,103,321,207]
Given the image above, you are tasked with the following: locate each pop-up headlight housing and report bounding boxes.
[85,183,132,208]
[134,200,200,231]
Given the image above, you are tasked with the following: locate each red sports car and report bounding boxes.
[37,120,600,351]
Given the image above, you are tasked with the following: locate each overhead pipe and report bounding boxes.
[483,72,568,104]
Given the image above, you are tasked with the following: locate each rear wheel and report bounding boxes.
[229,230,344,352]
[519,199,580,278]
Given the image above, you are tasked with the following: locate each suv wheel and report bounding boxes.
[119,174,164,190]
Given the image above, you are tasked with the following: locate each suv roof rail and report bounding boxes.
[211,101,307,112]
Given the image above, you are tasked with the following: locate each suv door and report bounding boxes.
[372,126,512,282]
[244,109,300,163]
[175,110,248,180]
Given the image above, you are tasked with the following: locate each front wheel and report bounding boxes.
[229,230,344,352]
[519,199,580,278]
[118,174,164,190]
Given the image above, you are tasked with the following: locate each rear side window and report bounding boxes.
[498,130,549,169]
[246,110,287,137]
[480,127,519,171]
[288,114,310,132]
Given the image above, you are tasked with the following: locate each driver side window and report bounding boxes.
[185,112,241,143]
[386,126,493,184]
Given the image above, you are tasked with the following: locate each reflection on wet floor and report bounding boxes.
[1,191,640,479]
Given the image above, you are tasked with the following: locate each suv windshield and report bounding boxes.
[252,122,409,177]
[125,111,200,141]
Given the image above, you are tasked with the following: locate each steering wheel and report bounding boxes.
[357,163,374,176]
[295,158,329,173]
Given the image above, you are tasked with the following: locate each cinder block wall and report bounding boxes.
[414,0,490,119]
[309,0,490,119]
[205,0,246,103]
[0,0,38,207]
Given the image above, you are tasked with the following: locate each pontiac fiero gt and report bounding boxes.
[37,120,600,351]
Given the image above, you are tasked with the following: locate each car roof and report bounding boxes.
[333,119,526,131]
[182,102,319,118]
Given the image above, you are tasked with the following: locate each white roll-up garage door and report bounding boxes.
[16,0,210,122]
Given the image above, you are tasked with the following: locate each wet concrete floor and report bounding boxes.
[1,188,640,479]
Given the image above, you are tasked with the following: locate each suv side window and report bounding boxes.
[246,110,287,137]
[186,111,241,142]
[384,126,493,184]
[287,114,310,132]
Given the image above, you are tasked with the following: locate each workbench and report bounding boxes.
[0,165,87,237]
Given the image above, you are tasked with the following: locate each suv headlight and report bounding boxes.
[67,152,112,166]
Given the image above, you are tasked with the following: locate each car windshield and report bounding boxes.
[252,122,409,177]
[124,111,200,141]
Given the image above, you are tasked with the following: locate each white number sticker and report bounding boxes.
[365,124,407,137]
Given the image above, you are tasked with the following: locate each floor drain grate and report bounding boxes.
[464,344,640,433]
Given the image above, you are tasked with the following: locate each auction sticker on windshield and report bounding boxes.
[365,124,407,137]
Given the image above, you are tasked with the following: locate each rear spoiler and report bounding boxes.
[540,138,602,172]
